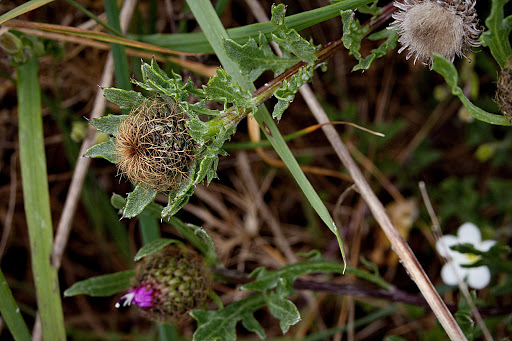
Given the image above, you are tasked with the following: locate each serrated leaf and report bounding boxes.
[353,29,398,71]
[264,291,300,334]
[272,66,314,120]
[431,54,512,126]
[123,185,157,218]
[133,238,181,261]
[83,138,117,163]
[203,69,256,114]
[270,4,317,64]
[90,115,128,136]
[64,270,134,297]
[191,294,266,341]
[480,0,512,68]
[224,34,299,82]
[103,88,144,110]
[340,10,369,61]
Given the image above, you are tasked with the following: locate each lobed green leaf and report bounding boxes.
[64,270,134,297]
[272,66,314,120]
[203,69,256,114]
[264,291,300,334]
[83,138,117,163]
[480,0,512,69]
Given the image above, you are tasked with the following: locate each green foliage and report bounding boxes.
[431,54,512,126]
[451,244,512,274]
[454,292,476,340]
[89,114,127,136]
[133,238,181,261]
[340,9,397,71]
[83,138,117,163]
[272,66,314,119]
[480,0,512,69]
[203,69,256,114]
[64,270,134,297]
[123,185,157,218]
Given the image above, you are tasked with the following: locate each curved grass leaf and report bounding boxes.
[0,0,54,25]
[83,138,117,163]
[480,0,512,69]
[64,270,134,297]
[133,238,181,261]
[432,54,512,126]
[0,268,31,341]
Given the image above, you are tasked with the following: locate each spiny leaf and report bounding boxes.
[270,4,317,64]
[191,294,266,341]
[431,54,512,126]
[90,114,127,136]
[133,238,181,261]
[353,29,398,71]
[83,138,117,163]
[203,69,256,114]
[340,10,369,61]
[223,33,299,82]
[480,0,512,69]
[272,66,314,120]
[64,270,134,297]
[103,88,144,110]
[123,185,157,218]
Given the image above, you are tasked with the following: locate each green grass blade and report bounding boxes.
[185,0,347,266]
[64,0,123,36]
[0,268,31,341]
[137,0,374,53]
[17,57,66,340]
[0,0,54,25]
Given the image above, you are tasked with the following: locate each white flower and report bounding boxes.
[436,222,496,289]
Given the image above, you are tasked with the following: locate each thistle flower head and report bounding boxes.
[116,244,212,324]
[115,97,197,192]
[389,0,482,66]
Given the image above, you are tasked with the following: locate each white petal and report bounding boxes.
[478,240,496,252]
[466,266,491,289]
[441,262,465,286]
[436,235,458,257]
[457,223,481,244]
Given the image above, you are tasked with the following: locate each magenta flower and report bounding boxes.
[115,285,154,308]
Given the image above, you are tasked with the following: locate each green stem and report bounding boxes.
[17,58,66,340]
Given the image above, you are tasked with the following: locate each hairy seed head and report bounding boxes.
[115,98,196,192]
[389,0,482,66]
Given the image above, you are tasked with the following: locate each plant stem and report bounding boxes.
[17,57,66,341]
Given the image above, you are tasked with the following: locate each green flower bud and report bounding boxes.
[117,244,212,324]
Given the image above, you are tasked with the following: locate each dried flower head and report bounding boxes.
[496,59,512,120]
[116,244,212,324]
[115,97,197,192]
[389,0,482,66]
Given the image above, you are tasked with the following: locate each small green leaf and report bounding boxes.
[103,88,144,110]
[340,10,369,61]
[264,291,301,334]
[123,185,157,218]
[83,138,117,163]
[90,114,127,136]
[111,193,126,209]
[241,313,266,339]
[480,0,512,68]
[64,270,134,297]
[432,54,512,126]
[272,66,314,120]
[203,69,256,114]
[270,4,317,64]
[133,238,181,261]
[353,29,398,71]
[224,34,299,81]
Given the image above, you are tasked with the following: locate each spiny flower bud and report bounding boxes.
[115,97,197,192]
[389,0,482,66]
[496,59,512,121]
[116,244,212,324]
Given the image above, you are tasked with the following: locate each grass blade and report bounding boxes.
[0,0,54,25]
[0,268,31,341]
[17,57,66,340]
[186,0,347,265]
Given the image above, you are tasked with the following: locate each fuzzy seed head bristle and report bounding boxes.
[496,59,512,121]
[115,98,196,192]
[389,0,482,66]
